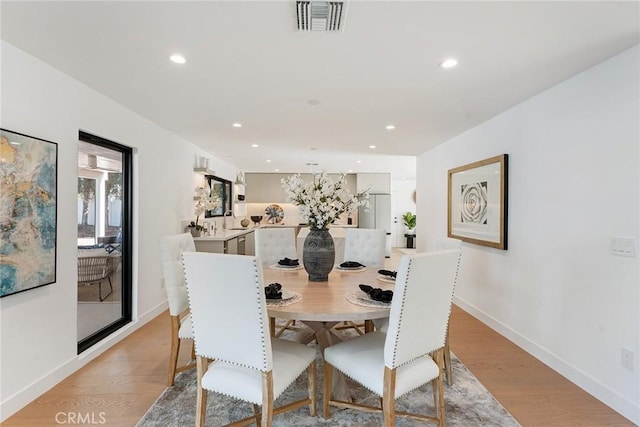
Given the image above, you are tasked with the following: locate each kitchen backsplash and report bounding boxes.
[244,202,355,226]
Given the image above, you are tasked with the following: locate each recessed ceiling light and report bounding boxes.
[356,160,362,164]
[369,145,376,149]
[266,159,272,163]
[232,122,242,128]
[169,54,186,64]
[440,58,458,69]
[386,125,396,130]
[274,168,280,172]
[251,144,259,148]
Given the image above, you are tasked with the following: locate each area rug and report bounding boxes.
[137,342,520,426]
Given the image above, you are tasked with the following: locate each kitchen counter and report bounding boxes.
[192,227,255,242]
[193,228,256,255]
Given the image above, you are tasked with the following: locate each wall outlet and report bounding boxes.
[621,347,634,371]
[609,237,636,257]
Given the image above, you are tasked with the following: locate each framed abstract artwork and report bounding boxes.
[448,154,508,250]
[0,128,58,297]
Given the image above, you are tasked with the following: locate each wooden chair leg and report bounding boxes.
[444,332,453,386]
[253,404,261,427]
[195,356,209,427]
[322,361,333,418]
[434,349,446,427]
[167,316,181,386]
[261,371,274,427]
[364,320,374,333]
[269,317,276,337]
[382,367,396,427]
[308,361,317,416]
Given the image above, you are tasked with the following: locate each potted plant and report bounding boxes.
[187,220,205,237]
[187,185,220,237]
[402,212,416,235]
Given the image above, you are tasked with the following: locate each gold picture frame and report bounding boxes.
[448,154,508,250]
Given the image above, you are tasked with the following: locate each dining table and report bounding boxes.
[263,263,395,402]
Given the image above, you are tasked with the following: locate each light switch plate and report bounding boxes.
[610,237,636,257]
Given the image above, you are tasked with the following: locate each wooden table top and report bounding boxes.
[263,266,393,322]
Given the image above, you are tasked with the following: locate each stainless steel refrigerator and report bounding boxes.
[358,194,392,257]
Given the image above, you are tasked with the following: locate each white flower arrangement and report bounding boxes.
[281,172,369,230]
[189,184,220,231]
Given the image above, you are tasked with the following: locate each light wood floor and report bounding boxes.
[4,251,634,426]
[4,308,633,426]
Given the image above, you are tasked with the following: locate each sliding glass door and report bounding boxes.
[77,132,132,353]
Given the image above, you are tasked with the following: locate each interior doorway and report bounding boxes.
[77,132,132,353]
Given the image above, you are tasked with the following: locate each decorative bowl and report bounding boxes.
[251,215,263,225]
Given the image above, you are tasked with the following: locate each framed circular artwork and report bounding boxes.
[265,204,284,223]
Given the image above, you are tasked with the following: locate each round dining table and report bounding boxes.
[263,264,394,401]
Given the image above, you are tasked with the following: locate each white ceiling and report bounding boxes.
[2,1,639,180]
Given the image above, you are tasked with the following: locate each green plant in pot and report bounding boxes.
[187,220,205,234]
[402,212,416,235]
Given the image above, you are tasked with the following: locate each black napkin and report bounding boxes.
[265,282,283,299]
[340,261,365,268]
[359,284,393,303]
[278,257,299,266]
[377,269,397,278]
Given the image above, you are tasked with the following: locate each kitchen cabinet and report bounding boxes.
[244,230,255,255]
[245,173,289,203]
[357,173,390,194]
[245,173,357,203]
[226,237,238,254]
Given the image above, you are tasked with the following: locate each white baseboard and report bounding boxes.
[453,296,640,425]
[0,300,168,422]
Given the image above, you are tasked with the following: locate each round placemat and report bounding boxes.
[266,292,302,307]
[270,264,303,271]
[346,293,392,309]
[334,266,366,272]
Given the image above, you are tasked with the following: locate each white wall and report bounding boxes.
[417,46,639,423]
[0,41,237,420]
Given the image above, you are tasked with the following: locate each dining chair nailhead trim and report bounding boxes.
[390,258,411,368]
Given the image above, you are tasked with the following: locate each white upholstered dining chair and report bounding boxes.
[254,228,298,266]
[432,237,463,386]
[182,252,317,427]
[340,228,387,334]
[374,238,462,386]
[255,227,300,336]
[343,228,386,267]
[158,232,196,386]
[323,249,461,427]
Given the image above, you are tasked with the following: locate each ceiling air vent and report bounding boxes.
[297,1,345,31]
